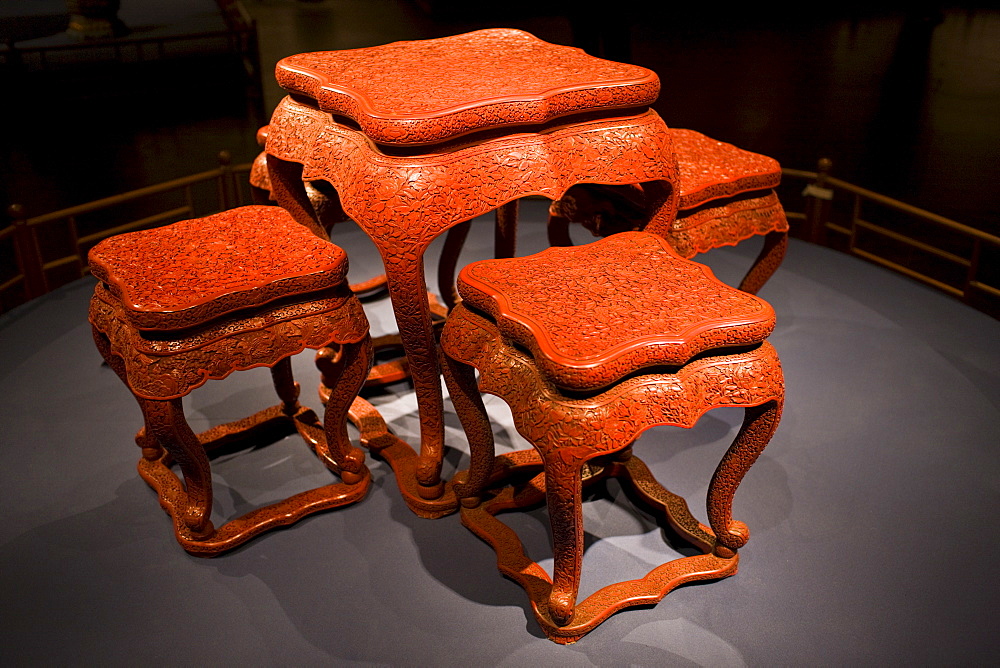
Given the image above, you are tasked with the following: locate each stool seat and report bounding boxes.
[276,28,660,146]
[457,232,775,391]
[89,206,349,331]
[672,128,781,208]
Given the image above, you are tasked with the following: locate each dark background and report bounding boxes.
[2,1,998,235]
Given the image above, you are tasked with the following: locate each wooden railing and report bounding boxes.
[0,1,263,115]
[3,157,997,319]
[781,160,999,318]
[1,153,251,314]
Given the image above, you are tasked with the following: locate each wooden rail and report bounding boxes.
[783,159,999,318]
[0,2,264,115]
[1,153,251,314]
[2,156,996,319]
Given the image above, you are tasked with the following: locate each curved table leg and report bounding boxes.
[326,249,453,517]
[636,179,680,239]
[494,199,518,259]
[266,154,328,239]
[383,255,447,496]
[437,220,471,312]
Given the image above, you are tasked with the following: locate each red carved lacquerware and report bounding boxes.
[89,206,373,555]
[458,232,775,391]
[265,30,680,516]
[548,129,789,294]
[440,232,784,643]
[275,28,660,146]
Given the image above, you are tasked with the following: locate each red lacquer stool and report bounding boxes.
[265,28,680,517]
[440,231,783,642]
[89,206,373,556]
[548,129,789,294]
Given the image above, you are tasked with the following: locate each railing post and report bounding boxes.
[8,204,49,300]
[802,157,833,246]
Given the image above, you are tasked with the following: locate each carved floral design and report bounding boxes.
[277,29,660,145]
[266,30,681,508]
[90,291,367,401]
[267,96,678,255]
[440,297,784,640]
[442,304,783,453]
[88,206,350,330]
[671,128,781,208]
[549,127,787,249]
[664,193,788,257]
[457,232,775,391]
[89,208,374,555]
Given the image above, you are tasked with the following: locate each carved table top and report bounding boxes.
[457,231,775,391]
[275,28,659,146]
[89,206,349,331]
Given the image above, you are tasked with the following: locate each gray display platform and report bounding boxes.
[2,207,997,665]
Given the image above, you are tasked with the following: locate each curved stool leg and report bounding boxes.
[145,398,215,539]
[270,357,301,415]
[320,337,374,485]
[92,327,164,464]
[738,230,788,295]
[440,351,495,504]
[707,398,784,557]
[544,457,585,627]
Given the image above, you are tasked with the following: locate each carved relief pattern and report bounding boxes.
[267,96,678,257]
[276,29,660,145]
[441,301,783,639]
[664,195,789,258]
[441,305,783,459]
[265,31,678,509]
[88,206,350,330]
[89,206,374,555]
[671,128,781,208]
[92,283,365,355]
[457,232,774,391]
[90,292,369,401]
[739,230,788,295]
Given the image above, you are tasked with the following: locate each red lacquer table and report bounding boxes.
[265,29,680,516]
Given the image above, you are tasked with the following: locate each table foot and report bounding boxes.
[348,397,459,518]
